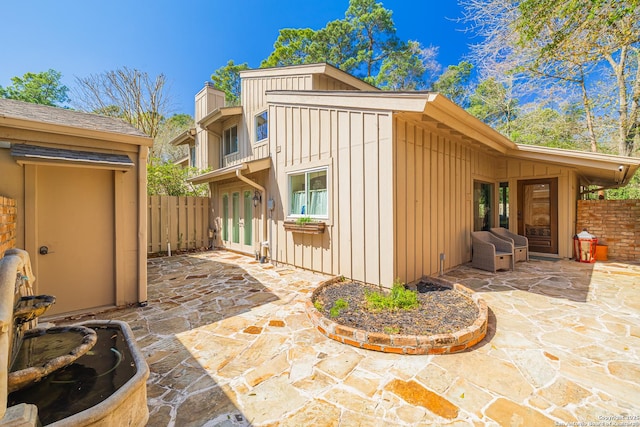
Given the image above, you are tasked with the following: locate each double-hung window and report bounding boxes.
[255,111,268,143]
[223,125,238,156]
[288,168,328,218]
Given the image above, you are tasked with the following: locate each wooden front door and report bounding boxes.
[517,178,558,254]
[36,166,115,315]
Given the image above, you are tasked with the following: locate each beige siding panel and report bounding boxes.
[301,108,310,162]
[395,120,407,280]
[350,112,366,282]
[363,113,381,285]
[319,109,331,159]
[378,114,394,286]
[310,108,320,161]
[330,110,340,275]
[414,126,424,279]
[337,110,352,278]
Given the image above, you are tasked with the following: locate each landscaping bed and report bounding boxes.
[306,277,488,354]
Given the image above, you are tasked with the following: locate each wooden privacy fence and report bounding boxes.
[148,195,210,254]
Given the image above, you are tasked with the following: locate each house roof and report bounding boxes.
[169,128,196,146]
[190,157,271,185]
[509,144,640,188]
[240,63,377,92]
[11,143,134,171]
[198,106,243,130]
[0,98,152,146]
[265,90,640,188]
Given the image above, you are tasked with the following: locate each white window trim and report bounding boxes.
[223,125,239,157]
[286,166,330,220]
[254,110,268,144]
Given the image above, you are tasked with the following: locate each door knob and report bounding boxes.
[39,246,49,255]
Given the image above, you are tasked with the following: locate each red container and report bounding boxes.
[573,229,597,263]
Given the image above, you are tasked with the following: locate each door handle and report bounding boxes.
[39,246,49,255]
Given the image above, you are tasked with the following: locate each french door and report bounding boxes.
[221,187,255,254]
[517,178,558,254]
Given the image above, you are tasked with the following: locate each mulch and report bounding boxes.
[313,281,479,336]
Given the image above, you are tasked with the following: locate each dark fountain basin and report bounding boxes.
[8,320,149,427]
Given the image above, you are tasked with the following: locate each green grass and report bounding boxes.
[365,280,419,312]
[329,298,349,318]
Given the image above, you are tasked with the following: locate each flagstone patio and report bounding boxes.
[59,250,640,426]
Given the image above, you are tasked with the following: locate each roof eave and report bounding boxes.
[198,106,243,130]
[170,128,196,146]
[0,115,153,147]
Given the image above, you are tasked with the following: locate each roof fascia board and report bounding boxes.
[266,91,428,112]
[424,94,516,154]
[190,157,271,185]
[198,106,243,129]
[169,129,196,146]
[509,145,640,184]
[240,63,377,91]
[0,116,152,147]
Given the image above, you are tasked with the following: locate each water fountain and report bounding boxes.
[0,249,149,426]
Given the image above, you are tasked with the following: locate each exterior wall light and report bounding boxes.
[253,190,262,207]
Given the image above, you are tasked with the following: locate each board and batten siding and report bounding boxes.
[268,104,395,287]
[393,116,487,285]
[496,159,579,258]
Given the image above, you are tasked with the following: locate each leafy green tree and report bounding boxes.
[346,0,401,81]
[376,41,440,90]
[467,78,519,132]
[147,159,209,197]
[256,0,440,89]
[506,104,587,150]
[460,0,640,156]
[210,60,250,106]
[432,61,474,107]
[260,28,318,68]
[0,69,70,106]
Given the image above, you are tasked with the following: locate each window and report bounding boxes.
[289,168,328,218]
[223,126,238,156]
[255,111,268,142]
[499,182,509,228]
[189,145,196,167]
[473,181,494,231]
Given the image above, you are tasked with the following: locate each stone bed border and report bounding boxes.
[304,276,488,355]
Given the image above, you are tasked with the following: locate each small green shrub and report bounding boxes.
[329,298,349,318]
[383,326,400,334]
[314,300,324,311]
[296,216,313,224]
[365,280,418,312]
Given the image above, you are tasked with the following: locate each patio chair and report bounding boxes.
[471,231,514,273]
[490,227,529,262]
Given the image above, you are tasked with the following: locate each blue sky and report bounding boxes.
[1,1,472,116]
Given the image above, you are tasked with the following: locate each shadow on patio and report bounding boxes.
[57,251,640,426]
[441,257,596,302]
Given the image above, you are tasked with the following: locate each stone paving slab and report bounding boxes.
[59,251,640,426]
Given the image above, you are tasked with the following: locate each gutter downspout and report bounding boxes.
[235,169,268,261]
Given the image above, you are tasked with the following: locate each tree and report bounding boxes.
[152,114,194,163]
[210,60,250,106]
[467,77,519,133]
[0,69,70,106]
[432,61,474,107]
[255,0,440,89]
[507,103,587,149]
[147,160,209,197]
[460,0,640,156]
[376,41,440,90]
[73,67,171,138]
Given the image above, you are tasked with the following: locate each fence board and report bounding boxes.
[148,195,210,254]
